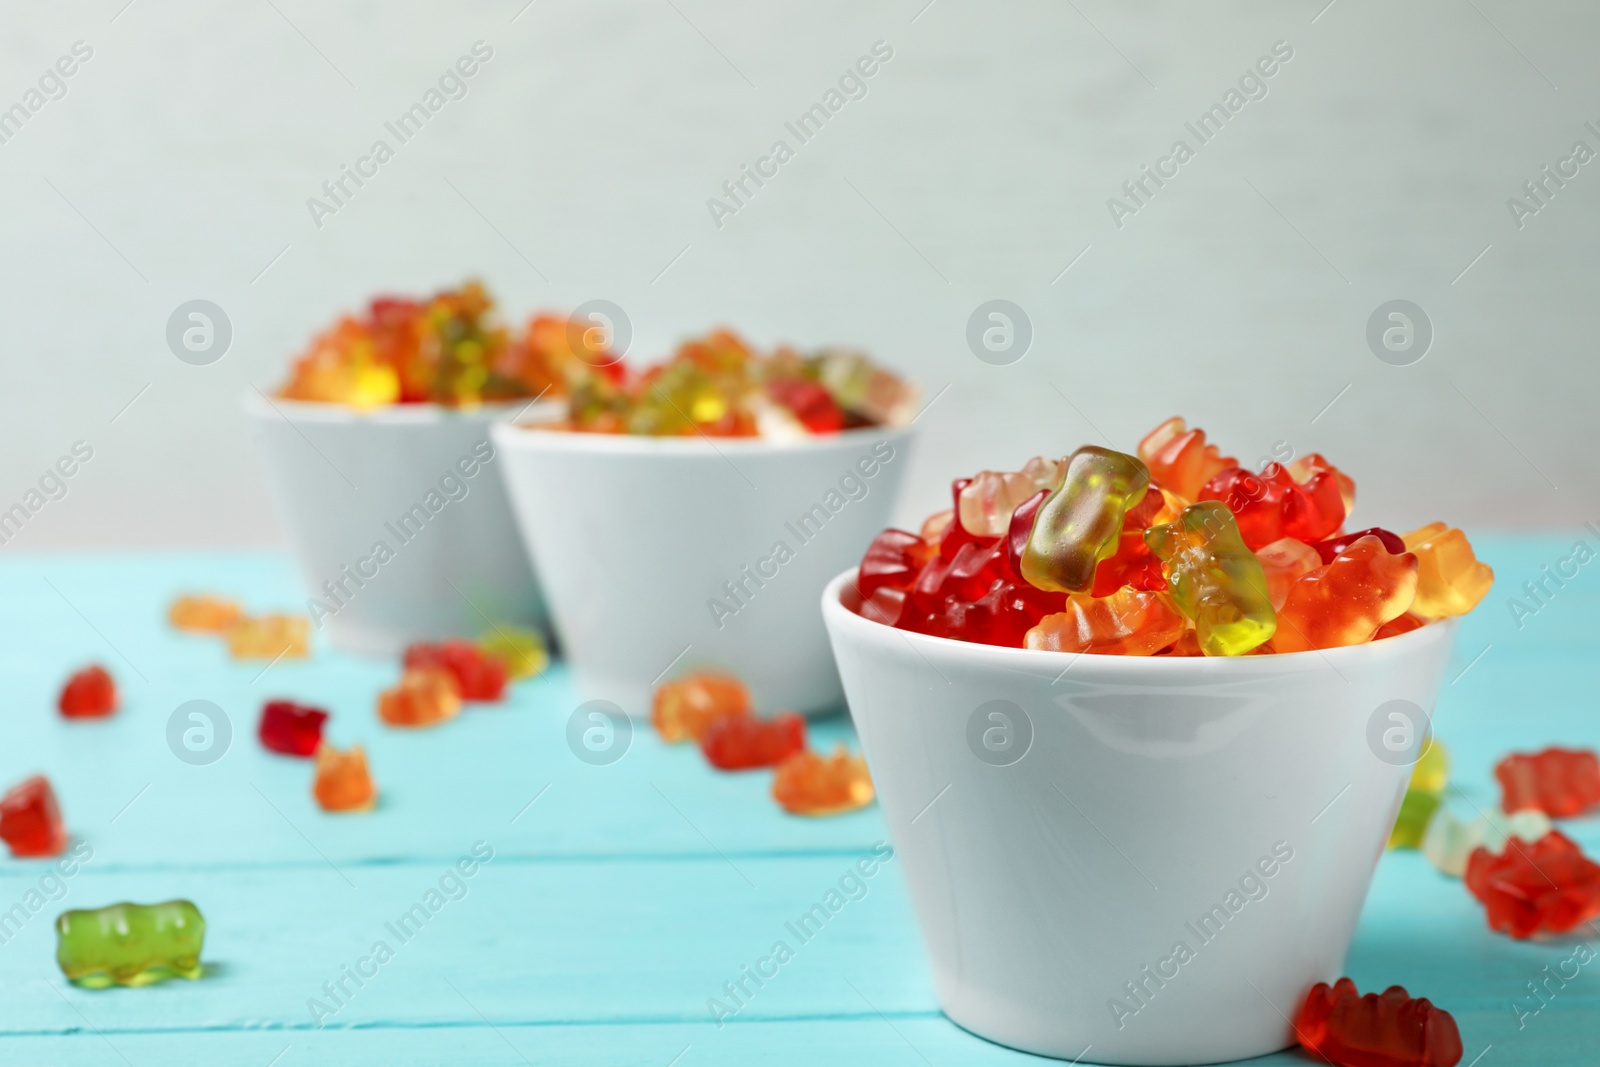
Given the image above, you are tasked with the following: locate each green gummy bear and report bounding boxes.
[56,900,206,988]
[1143,501,1277,656]
[1020,446,1150,593]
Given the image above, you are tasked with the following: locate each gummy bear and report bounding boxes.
[957,458,1062,538]
[1255,537,1323,610]
[810,347,918,427]
[58,665,116,719]
[313,743,377,812]
[766,377,845,434]
[858,529,934,600]
[1401,523,1494,619]
[701,712,807,770]
[1089,530,1167,597]
[773,746,875,816]
[1494,747,1600,818]
[1024,588,1187,656]
[258,700,328,757]
[168,594,242,634]
[477,626,549,680]
[1273,535,1418,653]
[404,640,507,701]
[1311,527,1407,565]
[56,900,206,988]
[1020,446,1151,594]
[1374,613,1426,640]
[1288,453,1356,516]
[1389,740,1449,850]
[1143,502,1277,656]
[1422,806,1552,878]
[1465,830,1600,938]
[227,614,310,659]
[0,775,69,857]
[904,537,1062,647]
[378,667,463,728]
[1197,464,1345,550]
[1294,978,1463,1067]
[1137,417,1238,502]
[653,673,752,743]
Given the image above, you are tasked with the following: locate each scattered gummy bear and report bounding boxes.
[773,746,875,816]
[1294,978,1463,1067]
[58,665,116,719]
[313,743,377,812]
[404,640,506,701]
[653,673,752,743]
[1422,806,1552,879]
[701,713,806,771]
[227,614,310,660]
[258,700,329,757]
[378,667,463,728]
[168,594,242,634]
[1389,740,1449,850]
[477,626,548,680]
[56,900,205,988]
[0,775,69,858]
[1494,747,1600,818]
[1465,830,1600,938]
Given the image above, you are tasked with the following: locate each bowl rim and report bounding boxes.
[820,567,1460,674]
[241,390,563,425]
[489,419,914,455]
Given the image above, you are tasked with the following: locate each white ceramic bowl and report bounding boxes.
[492,423,914,716]
[822,569,1458,1066]
[245,393,552,656]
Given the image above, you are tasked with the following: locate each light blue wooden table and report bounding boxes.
[1,536,1595,1065]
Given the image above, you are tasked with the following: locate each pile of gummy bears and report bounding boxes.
[278,280,917,439]
[856,417,1494,655]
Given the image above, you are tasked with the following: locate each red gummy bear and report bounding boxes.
[858,529,932,599]
[701,712,807,770]
[0,775,69,858]
[767,378,845,434]
[259,700,330,757]
[1465,830,1600,938]
[1295,978,1463,1067]
[1312,527,1408,565]
[58,664,117,719]
[1198,464,1345,550]
[1494,747,1600,818]
[403,640,507,701]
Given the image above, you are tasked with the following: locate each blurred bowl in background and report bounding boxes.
[245,392,554,656]
[493,421,915,717]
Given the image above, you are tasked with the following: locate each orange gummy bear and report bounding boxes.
[1273,535,1418,652]
[1024,588,1186,656]
[1255,537,1323,610]
[378,666,462,728]
[1136,417,1238,503]
[773,746,875,816]
[652,673,752,743]
[313,743,377,812]
[227,614,310,659]
[168,594,243,634]
[1402,522,1494,619]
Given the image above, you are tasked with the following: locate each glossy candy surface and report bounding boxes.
[168,594,242,634]
[1422,806,1552,878]
[1273,536,1418,653]
[258,700,328,757]
[772,746,875,816]
[1494,747,1600,817]
[1465,830,1600,938]
[1198,463,1345,549]
[404,640,507,701]
[313,743,377,812]
[653,673,752,743]
[58,665,116,718]
[378,667,463,728]
[1403,523,1495,619]
[1144,502,1276,656]
[1020,446,1150,594]
[477,627,548,680]
[1389,740,1449,850]
[700,712,807,771]
[1256,537,1323,611]
[1137,417,1237,502]
[56,900,206,988]
[227,614,310,660]
[957,458,1061,538]
[1294,978,1463,1067]
[0,775,68,857]
[1025,588,1186,656]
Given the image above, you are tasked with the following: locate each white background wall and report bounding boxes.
[0,0,1593,550]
